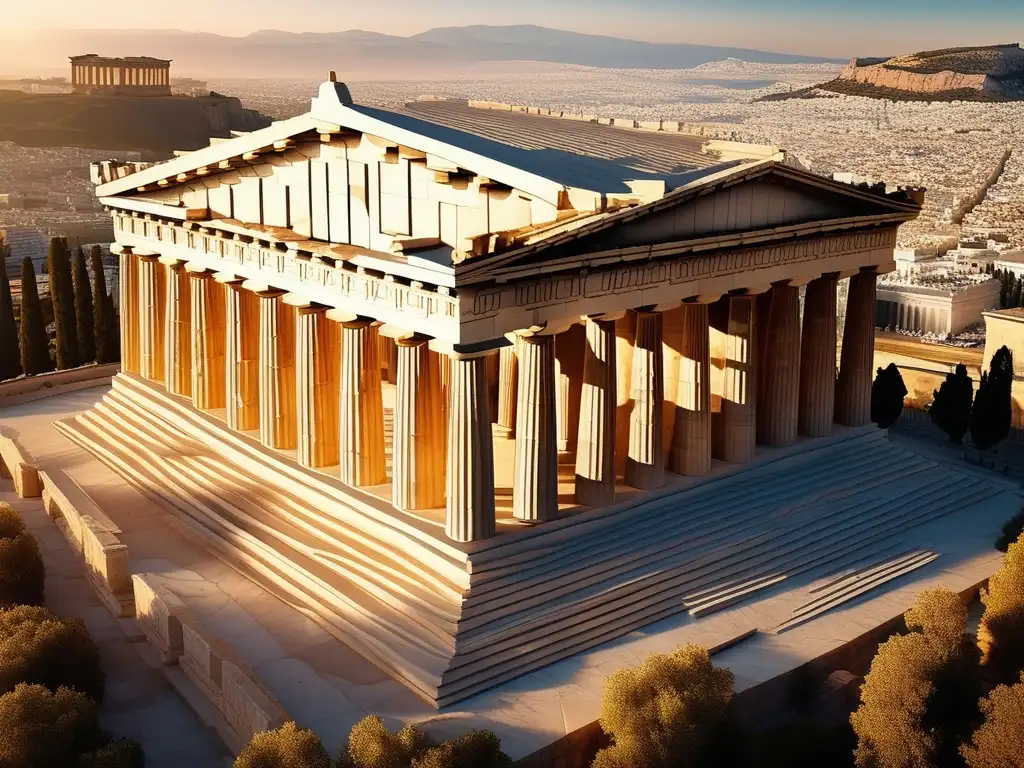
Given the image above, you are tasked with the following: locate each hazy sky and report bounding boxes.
[4,0,1024,57]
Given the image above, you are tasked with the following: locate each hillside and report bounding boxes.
[0,25,843,79]
[0,91,270,153]
[759,43,1024,103]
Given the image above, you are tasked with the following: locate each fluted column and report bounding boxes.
[446,353,496,542]
[670,303,712,476]
[189,272,226,411]
[513,335,559,523]
[257,292,296,449]
[614,311,637,475]
[296,307,340,468]
[380,334,398,385]
[799,275,838,437]
[758,284,802,446]
[495,342,518,435]
[339,319,387,487]
[555,323,586,452]
[164,261,191,397]
[137,255,166,382]
[575,318,617,506]
[625,310,665,489]
[225,283,260,432]
[119,248,140,374]
[711,295,757,463]
[836,269,877,427]
[393,338,446,511]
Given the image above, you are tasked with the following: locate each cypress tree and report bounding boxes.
[871,363,908,429]
[72,246,95,364]
[89,247,116,365]
[0,243,20,381]
[19,258,52,376]
[1014,276,1023,308]
[930,363,973,443]
[105,293,120,363]
[971,346,1014,451]
[47,237,79,369]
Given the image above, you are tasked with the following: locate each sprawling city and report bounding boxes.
[0,5,1023,768]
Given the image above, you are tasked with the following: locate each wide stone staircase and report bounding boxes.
[57,374,1009,707]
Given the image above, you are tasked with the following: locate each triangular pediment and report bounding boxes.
[458,163,920,283]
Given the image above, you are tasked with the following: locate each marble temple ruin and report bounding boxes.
[61,78,926,708]
[70,54,172,96]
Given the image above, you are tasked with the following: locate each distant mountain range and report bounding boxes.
[0,25,844,79]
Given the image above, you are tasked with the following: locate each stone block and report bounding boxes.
[180,622,226,704]
[132,573,186,664]
[81,516,134,618]
[638,120,661,131]
[221,659,288,742]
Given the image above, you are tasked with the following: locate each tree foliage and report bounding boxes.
[0,605,105,701]
[0,502,45,608]
[47,237,80,369]
[234,721,331,768]
[995,508,1024,552]
[90,246,117,365]
[960,673,1024,768]
[72,246,96,364]
[19,257,52,376]
[978,534,1024,682]
[77,737,146,768]
[970,346,1013,451]
[592,644,734,768]
[411,731,512,768]
[0,683,107,768]
[343,716,434,768]
[930,363,973,443]
[871,363,908,429]
[0,240,20,381]
[851,588,981,768]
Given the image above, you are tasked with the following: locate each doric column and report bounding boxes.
[614,311,637,475]
[799,274,838,437]
[670,302,712,476]
[118,247,139,374]
[137,255,166,382]
[392,338,446,511]
[338,319,387,487]
[257,292,296,450]
[554,323,586,452]
[495,342,518,435]
[446,353,496,541]
[225,282,260,431]
[380,334,398,385]
[711,295,757,463]
[513,335,559,523]
[625,310,665,489]
[758,284,801,446]
[836,269,877,427]
[189,271,226,411]
[164,261,191,397]
[575,317,617,506]
[296,306,340,469]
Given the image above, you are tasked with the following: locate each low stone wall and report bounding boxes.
[132,573,288,751]
[40,469,132,617]
[0,363,118,408]
[0,433,40,498]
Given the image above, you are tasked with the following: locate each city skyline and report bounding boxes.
[3,0,1024,59]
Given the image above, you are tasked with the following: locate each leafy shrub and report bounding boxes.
[0,502,45,607]
[0,605,105,701]
[77,737,146,768]
[234,721,331,768]
[343,716,433,768]
[995,509,1024,552]
[0,683,106,767]
[411,731,511,768]
[979,536,1024,682]
[592,644,734,768]
[960,673,1024,768]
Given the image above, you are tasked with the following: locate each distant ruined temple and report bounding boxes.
[70,54,172,96]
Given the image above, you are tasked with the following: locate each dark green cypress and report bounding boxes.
[72,246,95,364]
[0,242,20,381]
[870,363,908,429]
[19,258,53,375]
[89,247,116,364]
[105,293,120,363]
[971,346,1014,451]
[47,237,79,369]
[930,363,973,443]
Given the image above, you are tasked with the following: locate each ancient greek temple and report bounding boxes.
[70,54,172,95]
[66,79,922,707]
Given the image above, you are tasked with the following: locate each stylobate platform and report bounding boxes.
[52,373,1022,709]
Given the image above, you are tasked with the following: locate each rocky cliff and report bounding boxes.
[0,91,270,155]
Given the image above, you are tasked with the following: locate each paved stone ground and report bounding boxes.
[1,386,1021,763]
[0,484,228,768]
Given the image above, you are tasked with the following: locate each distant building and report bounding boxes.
[877,277,999,335]
[69,55,172,96]
[1,227,48,278]
[994,249,1024,279]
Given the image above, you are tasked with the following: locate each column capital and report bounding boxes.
[395,333,432,348]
